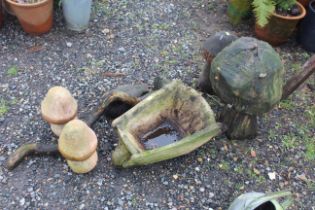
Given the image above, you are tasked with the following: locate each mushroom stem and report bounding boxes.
[6,143,59,170]
[219,106,257,140]
[282,55,315,100]
[50,123,66,137]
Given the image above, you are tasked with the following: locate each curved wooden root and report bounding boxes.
[282,55,315,100]
[6,143,59,170]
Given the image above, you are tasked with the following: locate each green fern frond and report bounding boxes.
[276,0,296,11]
[252,0,275,27]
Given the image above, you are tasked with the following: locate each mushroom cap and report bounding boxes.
[202,31,238,64]
[58,119,98,161]
[210,37,284,114]
[41,86,78,124]
[67,151,98,174]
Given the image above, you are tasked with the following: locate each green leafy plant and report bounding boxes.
[252,0,276,27]
[305,106,315,127]
[277,0,297,11]
[228,0,298,27]
[305,137,315,161]
[0,99,9,117]
[7,66,18,77]
[252,0,297,27]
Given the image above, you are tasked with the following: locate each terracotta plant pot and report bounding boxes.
[297,0,315,52]
[5,0,53,35]
[298,0,311,7]
[255,2,306,46]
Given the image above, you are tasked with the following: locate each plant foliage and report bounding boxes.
[252,0,275,27]
[277,0,297,11]
[228,0,298,27]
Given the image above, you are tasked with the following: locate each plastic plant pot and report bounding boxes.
[5,0,53,35]
[62,0,92,32]
[297,0,315,52]
[111,80,222,168]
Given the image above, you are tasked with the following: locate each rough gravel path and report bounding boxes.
[0,0,314,209]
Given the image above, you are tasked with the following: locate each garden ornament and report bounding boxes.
[228,191,292,210]
[58,119,97,161]
[58,119,98,173]
[199,35,315,140]
[41,86,78,136]
[111,80,223,167]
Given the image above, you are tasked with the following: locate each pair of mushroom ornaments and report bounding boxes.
[41,86,98,174]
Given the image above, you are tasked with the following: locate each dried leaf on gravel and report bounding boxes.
[27,45,44,53]
[103,72,126,77]
[250,150,257,158]
[296,174,308,183]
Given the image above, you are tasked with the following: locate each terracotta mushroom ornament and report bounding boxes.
[41,86,78,136]
[59,119,98,173]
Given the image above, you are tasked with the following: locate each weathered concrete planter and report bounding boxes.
[111,80,221,168]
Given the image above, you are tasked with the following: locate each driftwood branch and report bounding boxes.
[6,85,149,170]
[282,55,315,100]
[6,143,58,170]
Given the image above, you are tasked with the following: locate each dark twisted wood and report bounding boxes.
[282,55,315,100]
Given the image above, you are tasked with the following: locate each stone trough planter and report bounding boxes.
[111,80,222,168]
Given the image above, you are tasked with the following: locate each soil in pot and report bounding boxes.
[297,0,315,52]
[5,0,53,35]
[255,2,306,46]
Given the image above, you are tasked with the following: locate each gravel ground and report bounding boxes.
[0,0,314,209]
